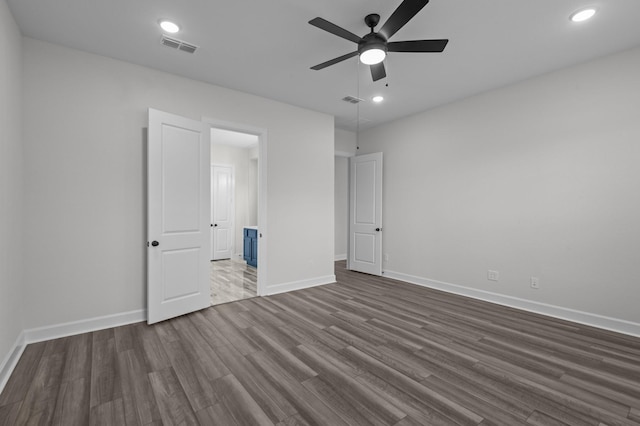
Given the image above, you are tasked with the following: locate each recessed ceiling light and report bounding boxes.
[372,95,384,103]
[570,8,596,22]
[159,20,180,33]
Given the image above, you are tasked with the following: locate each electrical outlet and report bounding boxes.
[384,253,389,262]
[530,277,540,289]
[487,270,499,281]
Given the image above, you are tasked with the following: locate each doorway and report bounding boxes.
[210,127,261,305]
[147,109,267,324]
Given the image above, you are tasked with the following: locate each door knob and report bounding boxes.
[375,228,381,232]
[151,241,159,247]
[214,224,218,227]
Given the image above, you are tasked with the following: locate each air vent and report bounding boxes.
[161,35,198,54]
[342,95,364,104]
[179,42,197,54]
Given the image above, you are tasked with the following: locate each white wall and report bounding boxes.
[334,128,356,260]
[248,158,258,227]
[211,143,257,257]
[22,38,334,329]
[0,0,24,383]
[358,47,640,328]
[248,145,259,228]
[335,128,357,155]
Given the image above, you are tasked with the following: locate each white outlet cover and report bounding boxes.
[530,277,540,289]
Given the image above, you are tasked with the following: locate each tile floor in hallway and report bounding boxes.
[210,257,257,305]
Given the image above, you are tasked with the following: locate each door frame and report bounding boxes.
[211,163,235,261]
[204,116,267,297]
[335,151,355,269]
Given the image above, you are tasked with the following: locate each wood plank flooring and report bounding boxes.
[2,261,640,425]
[210,258,257,306]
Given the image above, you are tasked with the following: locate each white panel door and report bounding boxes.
[211,164,234,260]
[349,152,383,275]
[148,108,211,324]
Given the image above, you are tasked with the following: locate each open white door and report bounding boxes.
[349,152,383,276]
[211,164,234,260]
[148,109,211,324]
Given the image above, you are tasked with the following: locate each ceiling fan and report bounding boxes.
[309,0,448,82]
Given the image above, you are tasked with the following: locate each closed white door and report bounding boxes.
[147,108,211,324]
[211,164,234,260]
[349,152,383,276]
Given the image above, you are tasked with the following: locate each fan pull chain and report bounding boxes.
[356,59,360,151]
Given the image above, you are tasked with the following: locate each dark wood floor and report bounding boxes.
[2,261,640,425]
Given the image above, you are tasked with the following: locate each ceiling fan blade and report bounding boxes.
[309,17,362,44]
[379,0,429,40]
[388,39,448,52]
[370,62,386,81]
[311,51,359,70]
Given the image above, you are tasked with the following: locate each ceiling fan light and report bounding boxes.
[570,8,596,22]
[360,48,386,65]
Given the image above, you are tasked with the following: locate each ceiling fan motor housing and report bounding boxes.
[360,13,387,55]
[358,32,388,55]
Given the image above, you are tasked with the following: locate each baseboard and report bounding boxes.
[0,331,26,394]
[23,309,147,344]
[334,254,347,261]
[0,309,146,394]
[384,270,640,338]
[265,275,336,296]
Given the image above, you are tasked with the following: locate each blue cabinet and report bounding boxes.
[243,228,258,267]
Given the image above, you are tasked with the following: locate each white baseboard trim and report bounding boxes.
[23,309,147,344]
[0,331,26,394]
[265,275,336,296]
[334,254,347,261]
[384,270,640,338]
[0,309,146,394]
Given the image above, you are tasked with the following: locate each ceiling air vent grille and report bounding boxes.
[342,95,364,104]
[179,42,197,54]
[161,35,198,54]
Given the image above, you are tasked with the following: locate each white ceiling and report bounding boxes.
[211,128,258,149]
[8,0,640,131]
